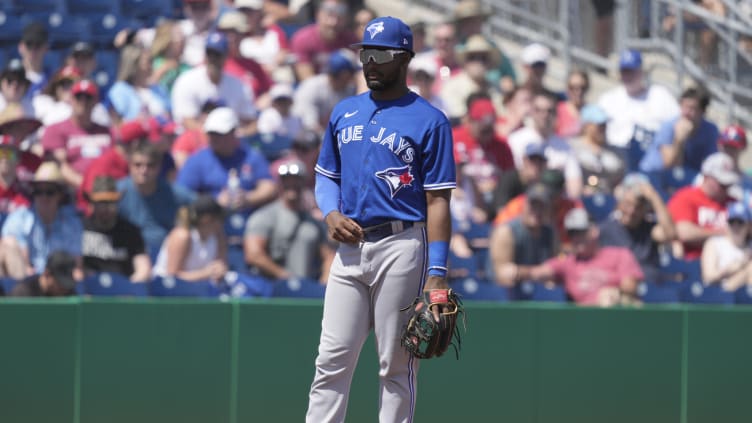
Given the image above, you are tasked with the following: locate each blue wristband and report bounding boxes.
[427,240,449,277]
[315,173,340,218]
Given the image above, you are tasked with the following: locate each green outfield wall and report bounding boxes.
[0,298,749,423]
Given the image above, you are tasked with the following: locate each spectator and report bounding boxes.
[450,143,490,259]
[495,86,532,140]
[668,152,739,260]
[82,176,151,282]
[237,0,291,75]
[700,201,752,292]
[1,162,83,280]
[257,83,304,141]
[715,125,752,197]
[0,59,34,117]
[149,20,190,97]
[414,22,461,96]
[9,250,77,297]
[440,34,503,122]
[662,0,725,68]
[488,143,547,219]
[0,134,41,217]
[407,55,447,114]
[18,22,50,99]
[244,159,334,283]
[453,0,517,94]
[171,32,258,135]
[177,107,277,247]
[218,11,273,100]
[40,79,112,190]
[570,104,625,194]
[171,99,222,169]
[490,183,557,286]
[292,49,358,137]
[508,91,583,199]
[0,114,43,182]
[65,42,97,79]
[591,0,615,61]
[117,142,196,259]
[32,65,82,126]
[599,173,677,282]
[178,0,220,67]
[352,6,377,44]
[452,97,515,196]
[152,195,228,282]
[556,69,590,138]
[108,44,169,122]
[597,49,679,148]
[519,42,560,100]
[640,87,718,173]
[506,207,644,307]
[289,0,358,81]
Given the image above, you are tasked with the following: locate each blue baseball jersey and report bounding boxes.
[315,91,456,227]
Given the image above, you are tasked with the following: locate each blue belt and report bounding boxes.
[362,221,416,242]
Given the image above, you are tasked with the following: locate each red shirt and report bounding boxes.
[668,186,730,259]
[0,181,31,215]
[172,128,208,157]
[452,124,515,181]
[77,147,129,211]
[290,24,358,73]
[546,246,644,305]
[41,118,112,176]
[224,56,273,97]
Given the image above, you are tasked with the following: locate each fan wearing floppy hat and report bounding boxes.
[289,0,359,81]
[0,161,83,281]
[82,176,151,282]
[667,152,740,260]
[439,33,504,122]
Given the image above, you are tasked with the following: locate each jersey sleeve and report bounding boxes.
[421,121,456,191]
[314,119,341,179]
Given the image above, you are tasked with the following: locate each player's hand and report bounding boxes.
[424,275,449,323]
[325,211,364,244]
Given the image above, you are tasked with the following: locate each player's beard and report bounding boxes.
[366,71,400,92]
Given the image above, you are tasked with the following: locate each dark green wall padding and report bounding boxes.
[1,299,750,423]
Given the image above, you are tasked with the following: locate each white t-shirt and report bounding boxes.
[257,107,304,140]
[32,95,110,127]
[171,65,257,123]
[153,229,218,278]
[240,31,284,68]
[291,73,354,133]
[597,84,680,148]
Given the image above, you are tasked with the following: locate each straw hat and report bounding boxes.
[453,0,492,21]
[31,161,66,185]
[457,34,501,67]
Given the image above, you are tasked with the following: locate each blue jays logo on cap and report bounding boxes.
[376,165,414,197]
[366,21,385,39]
[353,16,414,53]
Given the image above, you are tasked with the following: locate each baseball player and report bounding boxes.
[306,16,456,423]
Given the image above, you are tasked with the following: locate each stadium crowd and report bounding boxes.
[0,0,750,306]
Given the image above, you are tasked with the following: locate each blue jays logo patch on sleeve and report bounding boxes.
[376,165,414,197]
[366,22,385,40]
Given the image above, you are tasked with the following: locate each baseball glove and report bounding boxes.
[401,289,465,359]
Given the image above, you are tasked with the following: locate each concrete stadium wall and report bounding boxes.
[1,299,750,422]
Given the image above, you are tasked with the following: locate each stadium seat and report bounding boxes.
[680,281,735,305]
[647,166,698,201]
[22,12,91,49]
[636,280,681,304]
[150,276,223,298]
[0,277,17,295]
[67,0,120,15]
[120,0,172,22]
[448,251,477,281]
[734,285,752,305]
[513,280,568,302]
[222,271,273,298]
[12,0,65,13]
[581,192,616,222]
[0,12,25,46]
[243,132,293,162]
[271,277,326,299]
[659,254,701,284]
[43,48,65,74]
[449,277,509,302]
[83,272,148,296]
[81,13,137,49]
[93,50,119,94]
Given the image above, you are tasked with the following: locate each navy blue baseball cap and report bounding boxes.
[619,49,642,70]
[352,16,414,54]
[205,32,229,54]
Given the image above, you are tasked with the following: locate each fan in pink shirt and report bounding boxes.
[500,208,644,306]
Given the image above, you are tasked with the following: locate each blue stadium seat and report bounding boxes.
[513,280,568,302]
[150,276,223,298]
[0,12,24,46]
[680,281,735,305]
[12,0,65,13]
[83,272,149,296]
[448,251,477,281]
[67,0,120,15]
[81,13,137,49]
[647,166,698,201]
[659,254,701,284]
[449,277,509,302]
[636,280,681,304]
[243,132,293,162]
[271,277,326,299]
[93,49,119,94]
[734,285,752,305]
[43,48,65,74]
[0,277,17,295]
[222,271,273,298]
[21,12,91,49]
[581,192,616,222]
[120,0,172,22]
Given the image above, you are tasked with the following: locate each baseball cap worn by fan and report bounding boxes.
[352,16,414,54]
[204,107,239,135]
[45,250,77,293]
[525,182,550,205]
[701,152,740,186]
[235,0,263,9]
[218,11,250,33]
[524,143,546,159]
[521,43,550,66]
[460,35,501,67]
[22,22,49,45]
[269,83,294,101]
[88,175,122,203]
[619,49,642,70]
[580,104,609,125]
[205,32,229,54]
[468,98,496,122]
[719,125,748,149]
[1,59,29,84]
[327,49,359,74]
[727,201,752,222]
[72,79,98,98]
[564,207,590,231]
